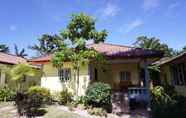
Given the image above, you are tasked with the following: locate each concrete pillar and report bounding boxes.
[144,59,151,113]
[0,70,6,86]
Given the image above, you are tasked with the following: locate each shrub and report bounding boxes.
[74,96,87,106]
[28,86,52,104]
[15,92,47,117]
[85,82,112,112]
[51,92,61,102]
[151,86,177,118]
[0,87,16,101]
[87,107,107,117]
[163,84,177,97]
[171,95,186,118]
[58,89,72,105]
[151,86,186,118]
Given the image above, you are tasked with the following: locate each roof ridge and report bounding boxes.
[0,52,27,60]
[87,42,134,48]
[103,43,134,48]
[29,53,52,60]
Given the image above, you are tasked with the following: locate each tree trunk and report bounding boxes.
[77,67,80,96]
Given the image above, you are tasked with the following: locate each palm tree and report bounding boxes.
[134,36,173,57]
[10,64,41,91]
[30,34,65,55]
[0,44,9,53]
[14,44,27,58]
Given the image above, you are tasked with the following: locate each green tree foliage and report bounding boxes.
[30,34,65,55]
[176,45,186,55]
[0,44,9,53]
[134,36,174,57]
[52,13,108,95]
[10,64,41,91]
[61,13,107,50]
[14,44,28,58]
[182,46,186,52]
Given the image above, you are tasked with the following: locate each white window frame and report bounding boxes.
[120,71,131,81]
[58,68,71,81]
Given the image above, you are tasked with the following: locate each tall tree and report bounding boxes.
[14,44,28,58]
[61,13,107,50]
[0,44,9,53]
[134,36,174,57]
[52,13,107,95]
[30,34,65,55]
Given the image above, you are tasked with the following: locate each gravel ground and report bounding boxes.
[0,102,148,118]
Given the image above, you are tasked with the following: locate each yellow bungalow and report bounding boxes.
[30,43,163,96]
[159,52,186,96]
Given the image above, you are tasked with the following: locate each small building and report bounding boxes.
[159,52,186,96]
[0,52,39,90]
[0,52,27,87]
[30,43,163,95]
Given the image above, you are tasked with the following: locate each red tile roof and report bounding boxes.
[87,43,133,56]
[30,43,163,63]
[158,52,186,66]
[0,52,27,65]
[29,54,52,63]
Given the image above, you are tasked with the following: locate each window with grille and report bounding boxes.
[120,71,131,81]
[58,68,71,81]
[172,63,186,86]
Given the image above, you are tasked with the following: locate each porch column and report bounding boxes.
[144,59,151,112]
[0,70,5,86]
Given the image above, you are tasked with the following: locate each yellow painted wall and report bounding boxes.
[91,62,140,90]
[160,65,172,85]
[160,63,186,96]
[42,61,142,95]
[0,63,40,90]
[0,64,7,87]
[41,62,90,96]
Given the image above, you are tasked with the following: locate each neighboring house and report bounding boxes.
[0,52,39,90]
[30,43,163,96]
[0,52,27,87]
[158,52,186,96]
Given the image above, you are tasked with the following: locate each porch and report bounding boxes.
[88,58,152,114]
[89,58,151,90]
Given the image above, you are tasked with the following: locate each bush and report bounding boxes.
[74,96,87,106]
[85,82,112,112]
[58,89,72,105]
[0,87,16,101]
[87,107,107,117]
[51,92,61,102]
[152,86,177,118]
[15,92,47,117]
[171,95,186,118]
[28,86,52,104]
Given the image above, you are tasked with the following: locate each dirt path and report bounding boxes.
[0,102,18,118]
[0,103,148,118]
